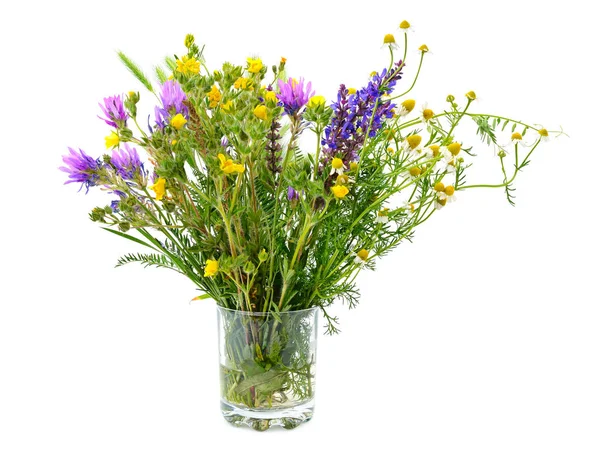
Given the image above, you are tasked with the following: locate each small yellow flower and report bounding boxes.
[405,134,422,150]
[355,249,369,264]
[150,177,166,201]
[447,142,462,156]
[247,57,263,73]
[399,20,411,31]
[399,99,416,116]
[207,85,222,108]
[434,182,445,192]
[104,132,119,149]
[419,44,429,53]
[171,139,177,145]
[234,77,252,90]
[538,128,549,141]
[445,185,455,196]
[265,91,277,103]
[370,71,378,77]
[348,87,357,95]
[204,259,219,277]
[170,113,187,130]
[511,132,523,141]
[409,166,422,177]
[176,55,200,75]
[331,185,349,199]
[253,105,268,121]
[308,95,326,109]
[218,153,245,174]
[429,145,441,157]
[221,100,233,113]
[331,157,345,175]
[421,105,434,122]
[465,91,477,101]
[280,57,287,64]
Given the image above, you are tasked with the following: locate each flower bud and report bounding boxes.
[258,248,268,263]
[243,260,256,274]
[118,221,131,232]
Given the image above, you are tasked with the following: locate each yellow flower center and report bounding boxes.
[104,132,119,149]
[429,145,440,157]
[465,91,477,100]
[308,95,326,109]
[170,113,187,130]
[383,34,396,44]
[511,132,523,141]
[253,105,268,121]
[409,166,421,177]
[218,153,245,174]
[422,108,434,120]
[149,177,166,201]
[331,185,349,199]
[246,57,263,73]
[434,182,445,192]
[437,198,447,206]
[406,134,422,150]
[419,44,429,53]
[332,158,344,170]
[204,259,219,277]
[387,147,395,153]
[356,249,369,261]
[444,185,455,196]
[538,128,549,137]
[447,142,461,156]
[399,20,411,30]
[378,208,389,217]
[401,99,416,113]
[348,87,357,95]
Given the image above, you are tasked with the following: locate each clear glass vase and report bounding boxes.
[217,306,318,431]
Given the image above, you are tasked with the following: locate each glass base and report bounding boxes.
[220,399,314,431]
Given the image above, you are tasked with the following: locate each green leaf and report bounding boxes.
[234,369,286,394]
[102,227,155,250]
[117,51,154,93]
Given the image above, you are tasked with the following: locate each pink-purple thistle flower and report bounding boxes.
[277,78,314,116]
[111,144,145,181]
[99,95,128,128]
[60,148,101,192]
[155,80,188,127]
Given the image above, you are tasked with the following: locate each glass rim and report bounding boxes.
[216,305,319,317]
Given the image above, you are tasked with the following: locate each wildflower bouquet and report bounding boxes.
[61,24,553,430]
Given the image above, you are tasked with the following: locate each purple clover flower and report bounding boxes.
[287,186,300,201]
[60,148,101,192]
[321,61,403,169]
[277,77,314,116]
[111,144,145,180]
[155,80,188,127]
[98,95,128,128]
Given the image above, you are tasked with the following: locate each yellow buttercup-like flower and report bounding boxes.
[176,55,200,75]
[204,259,219,277]
[253,105,268,121]
[234,77,253,90]
[221,100,233,113]
[331,185,349,199]
[308,95,326,109]
[170,113,187,130]
[150,177,166,201]
[218,153,245,174]
[265,91,277,103]
[207,85,222,108]
[105,132,120,149]
[347,88,357,95]
[465,90,477,101]
[247,57,263,73]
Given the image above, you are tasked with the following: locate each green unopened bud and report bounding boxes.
[103,205,113,215]
[258,248,268,263]
[118,221,131,232]
[90,207,106,222]
[446,94,455,103]
[163,201,177,213]
[119,127,133,142]
[243,260,256,274]
[272,65,278,75]
[184,34,195,48]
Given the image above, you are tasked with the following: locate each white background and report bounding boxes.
[1,0,598,458]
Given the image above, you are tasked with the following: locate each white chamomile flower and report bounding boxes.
[335,173,355,185]
[330,157,345,175]
[382,34,399,50]
[538,128,550,142]
[399,20,413,33]
[397,99,416,118]
[402,201,416,217]
[375,208,390,224]
[433,182,457,210]
[354,249,369,265]
[419,103,435,125]
[401,134,422,154]
[440,142,463,173]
